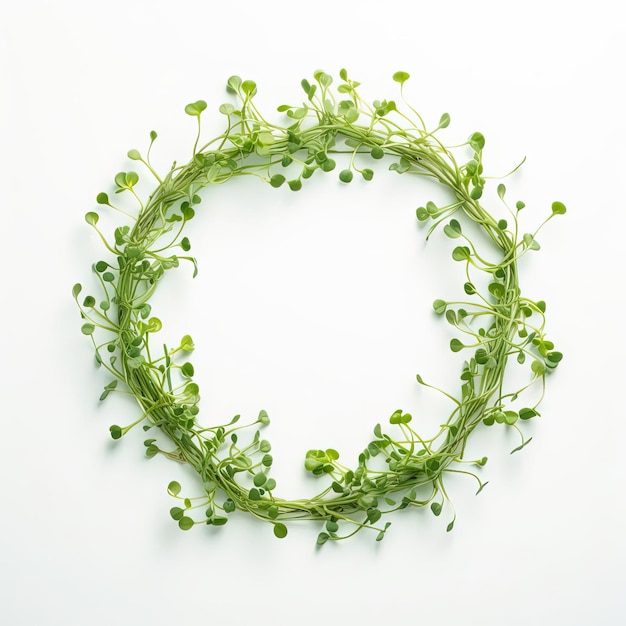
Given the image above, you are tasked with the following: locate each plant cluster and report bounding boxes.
[74,70,564,543]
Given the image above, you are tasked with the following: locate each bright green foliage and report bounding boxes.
[392,71,410,84]
[433,299,447,314]
[273,523,288,539]
[75,70,564,544]
[184,100,207,116]
[167,481,182,496]
[178,517,194,530]
[339,169,353,183]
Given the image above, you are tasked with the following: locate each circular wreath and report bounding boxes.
[74,70,564,543]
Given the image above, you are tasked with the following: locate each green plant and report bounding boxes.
[74,69,564,543]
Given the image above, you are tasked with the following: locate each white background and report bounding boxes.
[1,1,625,624]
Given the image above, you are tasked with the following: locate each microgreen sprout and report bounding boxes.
[75,70,564,543]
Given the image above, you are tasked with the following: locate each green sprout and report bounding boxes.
[74,69,564,543]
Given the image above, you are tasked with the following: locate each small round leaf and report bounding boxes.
[167,481,182,496]
[178,516,194,530]
[273,523,288,539]
[392,71,410,84]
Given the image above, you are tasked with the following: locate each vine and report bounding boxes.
[74,70,564,543]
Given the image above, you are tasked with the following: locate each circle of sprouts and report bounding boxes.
[74,70,565,544]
